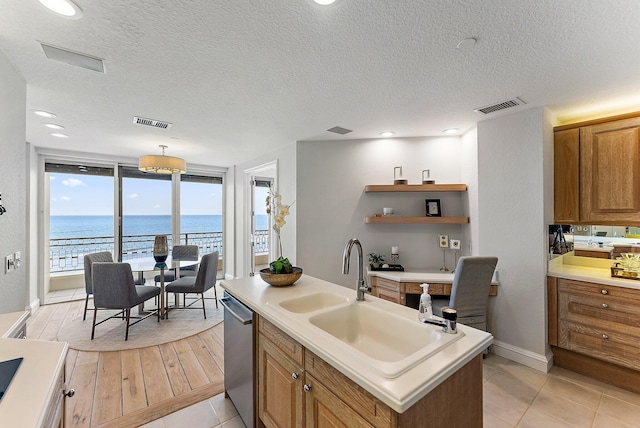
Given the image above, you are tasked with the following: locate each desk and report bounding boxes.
[127,256,200,319]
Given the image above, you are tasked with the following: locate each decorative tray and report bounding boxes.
[370,264,405,271]
[610,265,640,280]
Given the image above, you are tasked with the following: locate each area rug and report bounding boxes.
[57,297,223,352]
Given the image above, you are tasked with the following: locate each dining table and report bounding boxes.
[126,255,201,319]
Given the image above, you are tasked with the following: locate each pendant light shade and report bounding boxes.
[138,145,186,174]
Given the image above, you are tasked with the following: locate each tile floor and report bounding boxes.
[139,352,640,428]
[483,353,640,427]
[139,393,244,428]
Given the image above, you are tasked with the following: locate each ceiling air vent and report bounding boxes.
[133,116,173,130]
[474,97,526,115]
[40,42,105,73]
[326,126,353,135]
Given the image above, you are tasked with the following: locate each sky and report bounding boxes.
[49,173,226,216]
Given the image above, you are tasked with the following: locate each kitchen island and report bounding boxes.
[220,274,492,427]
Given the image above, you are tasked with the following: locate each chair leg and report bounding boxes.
[83,295,89,321]
[202,293,206,319]
[125,307,131,341]
[214,286,218,309]
[91,308,98,340]
[165,292,169,319]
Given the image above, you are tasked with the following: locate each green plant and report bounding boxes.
[368,252,385,265]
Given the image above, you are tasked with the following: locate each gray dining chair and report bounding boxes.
[83,251,113,321]
[165,251,219,319]
[432,256,498,332]
[154,244,199,286]
[90,262,161,340]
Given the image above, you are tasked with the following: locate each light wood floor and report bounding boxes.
[27,299,225,428]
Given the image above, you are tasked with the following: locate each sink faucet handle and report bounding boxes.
[441,307,458,334]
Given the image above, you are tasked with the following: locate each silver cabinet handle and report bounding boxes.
[602,334,609,339]
[291,373,299,380]
[602,303,609,308]
[303,384,312,392]
[601,289,608,295]
[64,389,75,398]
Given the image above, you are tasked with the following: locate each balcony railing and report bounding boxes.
[49,230,270,273]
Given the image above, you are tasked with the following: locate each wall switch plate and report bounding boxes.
[14,251,21,268]
[5,254,14,273]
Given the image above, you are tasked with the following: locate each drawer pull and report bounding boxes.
[291,372,299,380]
[602,334,609,340]
[303,384,312,392]
[602,303,609,308]
[601,289,608,295]
[64,389,75,398]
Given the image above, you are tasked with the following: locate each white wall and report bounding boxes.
[477,107,553,370]
[297,137,465,288]
[460,128,479,255]
[0,50,27,313]
[232,144,297,278]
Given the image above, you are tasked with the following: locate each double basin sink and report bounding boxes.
[273,292,464,378]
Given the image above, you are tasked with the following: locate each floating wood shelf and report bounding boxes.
[365,216,469,224]
[364,184,467,192]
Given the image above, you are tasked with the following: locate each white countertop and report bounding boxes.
[0,311,30,338]
[0,338,68,428]
[367,268,499,285]
[548,253,640,290]
[220,274,492,413]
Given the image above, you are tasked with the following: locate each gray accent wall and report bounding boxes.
[0,50,27,313]
[296,136,469,288]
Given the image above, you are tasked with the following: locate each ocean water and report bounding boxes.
[50,215,269,239]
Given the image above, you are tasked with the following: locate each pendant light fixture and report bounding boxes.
[138,145,186,174]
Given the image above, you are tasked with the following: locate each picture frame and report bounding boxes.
[425,199,442,217]
[439,234,449,248]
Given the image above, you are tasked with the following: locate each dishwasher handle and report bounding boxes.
[220,297,253,325]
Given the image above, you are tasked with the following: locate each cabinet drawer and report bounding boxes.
[560,320,640,371]
[558,278,640,304]
[375,278,400,292]
[559,289,640,330]
[404,282,448,295]
[259,316,303,366]
[305,350,393,428]
[377,287,401,304]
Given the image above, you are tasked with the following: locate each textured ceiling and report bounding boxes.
[1,0,640,167]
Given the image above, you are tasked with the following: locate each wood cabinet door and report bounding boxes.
[554,128,580,223]
[258,335,304,428]
[304,374,375,428]
[580,117,640,224]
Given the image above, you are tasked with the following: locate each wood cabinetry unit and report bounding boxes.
[554,112,640,225]
[370,277,495,308]
[548,276,640,393]
[363,184,469,225]
[554,129,580,223]
[257,315,482,428]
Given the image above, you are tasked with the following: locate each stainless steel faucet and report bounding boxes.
[342,238,367,301]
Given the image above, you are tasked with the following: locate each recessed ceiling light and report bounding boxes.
[314,0,336,5]
[380,131,394,137]
[34,110,56,118]
[38,0,83,18]
[443,128,459,134]
[50,133,68,138]
[44,123,64,130]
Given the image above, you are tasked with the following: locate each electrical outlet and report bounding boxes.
[14,251,21,269]
[5,254,14,273]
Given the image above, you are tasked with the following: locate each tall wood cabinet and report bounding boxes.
[554,113,640,225]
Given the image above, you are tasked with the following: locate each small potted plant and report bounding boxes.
[368,253,385,269]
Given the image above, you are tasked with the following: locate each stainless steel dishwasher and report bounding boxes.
[219,291,254,428]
